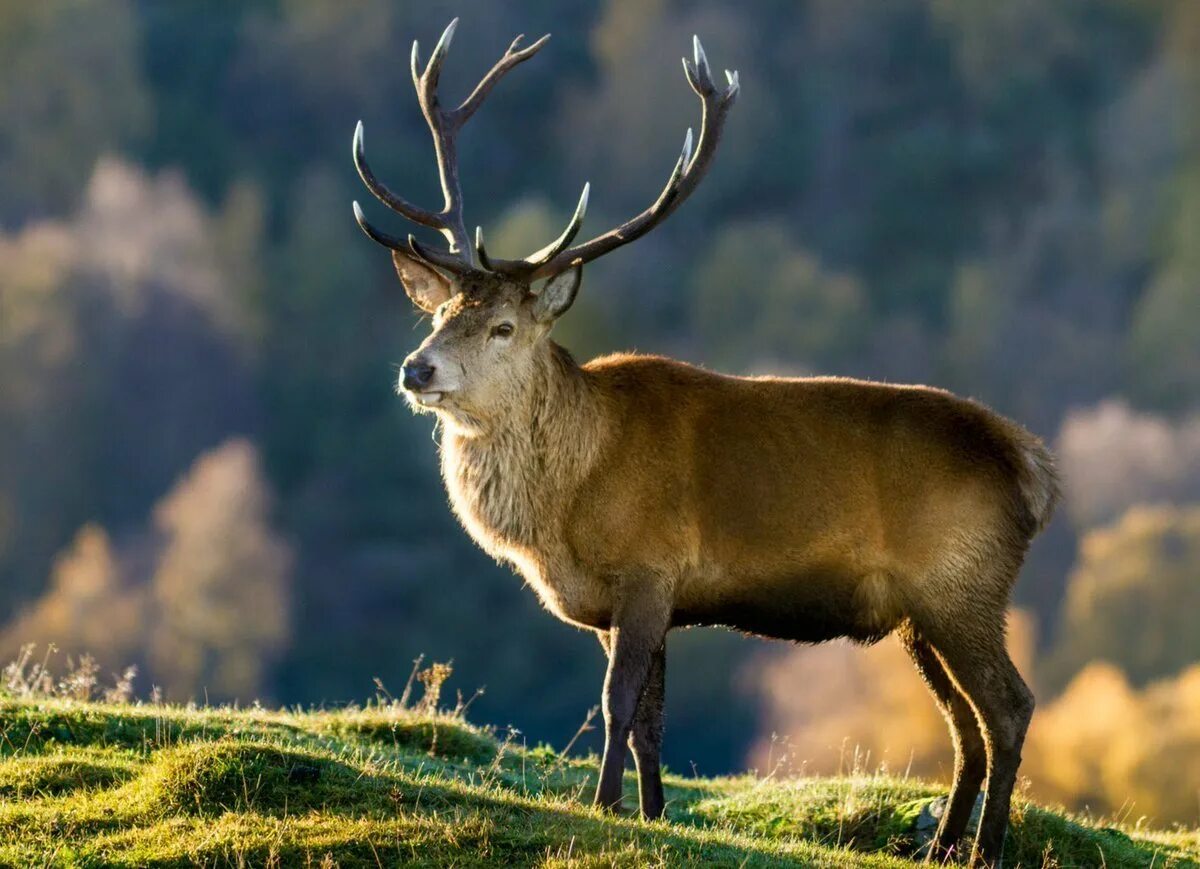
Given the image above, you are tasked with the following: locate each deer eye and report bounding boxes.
[490,322,515,339]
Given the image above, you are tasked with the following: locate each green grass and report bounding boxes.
[0,697,1196,867]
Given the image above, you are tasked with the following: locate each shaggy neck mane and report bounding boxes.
[439,342,605,552]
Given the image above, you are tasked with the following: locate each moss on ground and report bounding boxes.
[0,747,138,799]
[0,697,1196,867]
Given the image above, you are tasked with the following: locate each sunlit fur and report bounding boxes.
[415,323,1058,642]
[398,266,1059,867]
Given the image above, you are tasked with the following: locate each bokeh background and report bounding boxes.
[2,0,1199,826]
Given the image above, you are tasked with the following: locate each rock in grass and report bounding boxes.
[910,793,983,854]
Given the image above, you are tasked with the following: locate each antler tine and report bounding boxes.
[455,32,551,127]
[353,122,443,229]
[418,17,458,93]
[408,18,473,262]
[410,39,420,90]
[524,183,591,267]
[529,36,739,280]
[468,182,591,279]
[353,201,472,275]
[475,225,494,271]
[353,200,401,248]
[356,21,473,270]
[404,19,553,270]
[406,232,470,273]
[356,24,737,285]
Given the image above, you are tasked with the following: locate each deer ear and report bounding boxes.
[532,263,582,323]
[392,249,453,313]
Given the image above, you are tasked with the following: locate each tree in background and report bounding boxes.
[1057,400,1200,529]
[750,602,1200,824]
[149,439,292,703]
[1,0,1199,779]
[1127,164,1200,411]
[0,0,149,225]
[1126,0,1200,412]
[1,438,293,705]
[0,525,143,673]
[939,173,1125,432]
[0,159,257,613]
[1047,504,1200,689]
[692,221,868,374]
[1024,661,1200,825]
[747,612,1035,781]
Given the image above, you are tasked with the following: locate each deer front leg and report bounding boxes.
[594,580,671,813]
[630,643,666,818]
[597,631,667,819]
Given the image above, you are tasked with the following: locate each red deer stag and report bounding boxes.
[352,19,1058,868]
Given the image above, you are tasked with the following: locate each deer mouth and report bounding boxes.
[411,390,446,407]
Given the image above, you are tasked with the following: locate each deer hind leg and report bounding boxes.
[898,623,987,863]
[924,618,1034,869]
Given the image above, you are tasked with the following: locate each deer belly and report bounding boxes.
[674,564,900,644]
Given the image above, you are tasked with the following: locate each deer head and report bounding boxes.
[352,19,738,428]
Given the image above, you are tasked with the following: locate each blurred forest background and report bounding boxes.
[2,0,1200,826]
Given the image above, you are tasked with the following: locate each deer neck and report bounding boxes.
[439,342,603,555]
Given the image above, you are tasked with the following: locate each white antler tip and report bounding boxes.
[352,201,364,219]
[435,18,458,55]
[693,36,709,71]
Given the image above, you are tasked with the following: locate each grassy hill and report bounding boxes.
[1,695,1197,867]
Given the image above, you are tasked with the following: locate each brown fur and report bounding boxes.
[403,299,1057,865]
[440,348,1055,643]
[356,22,1053,864]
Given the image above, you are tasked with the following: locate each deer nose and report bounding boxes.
[402,358,436,391]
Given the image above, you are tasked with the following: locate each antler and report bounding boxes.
[353,23,739,283]
[353,19,549,273]
[519,37,739,280]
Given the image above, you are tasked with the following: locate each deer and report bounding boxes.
[351,19,1058,868]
